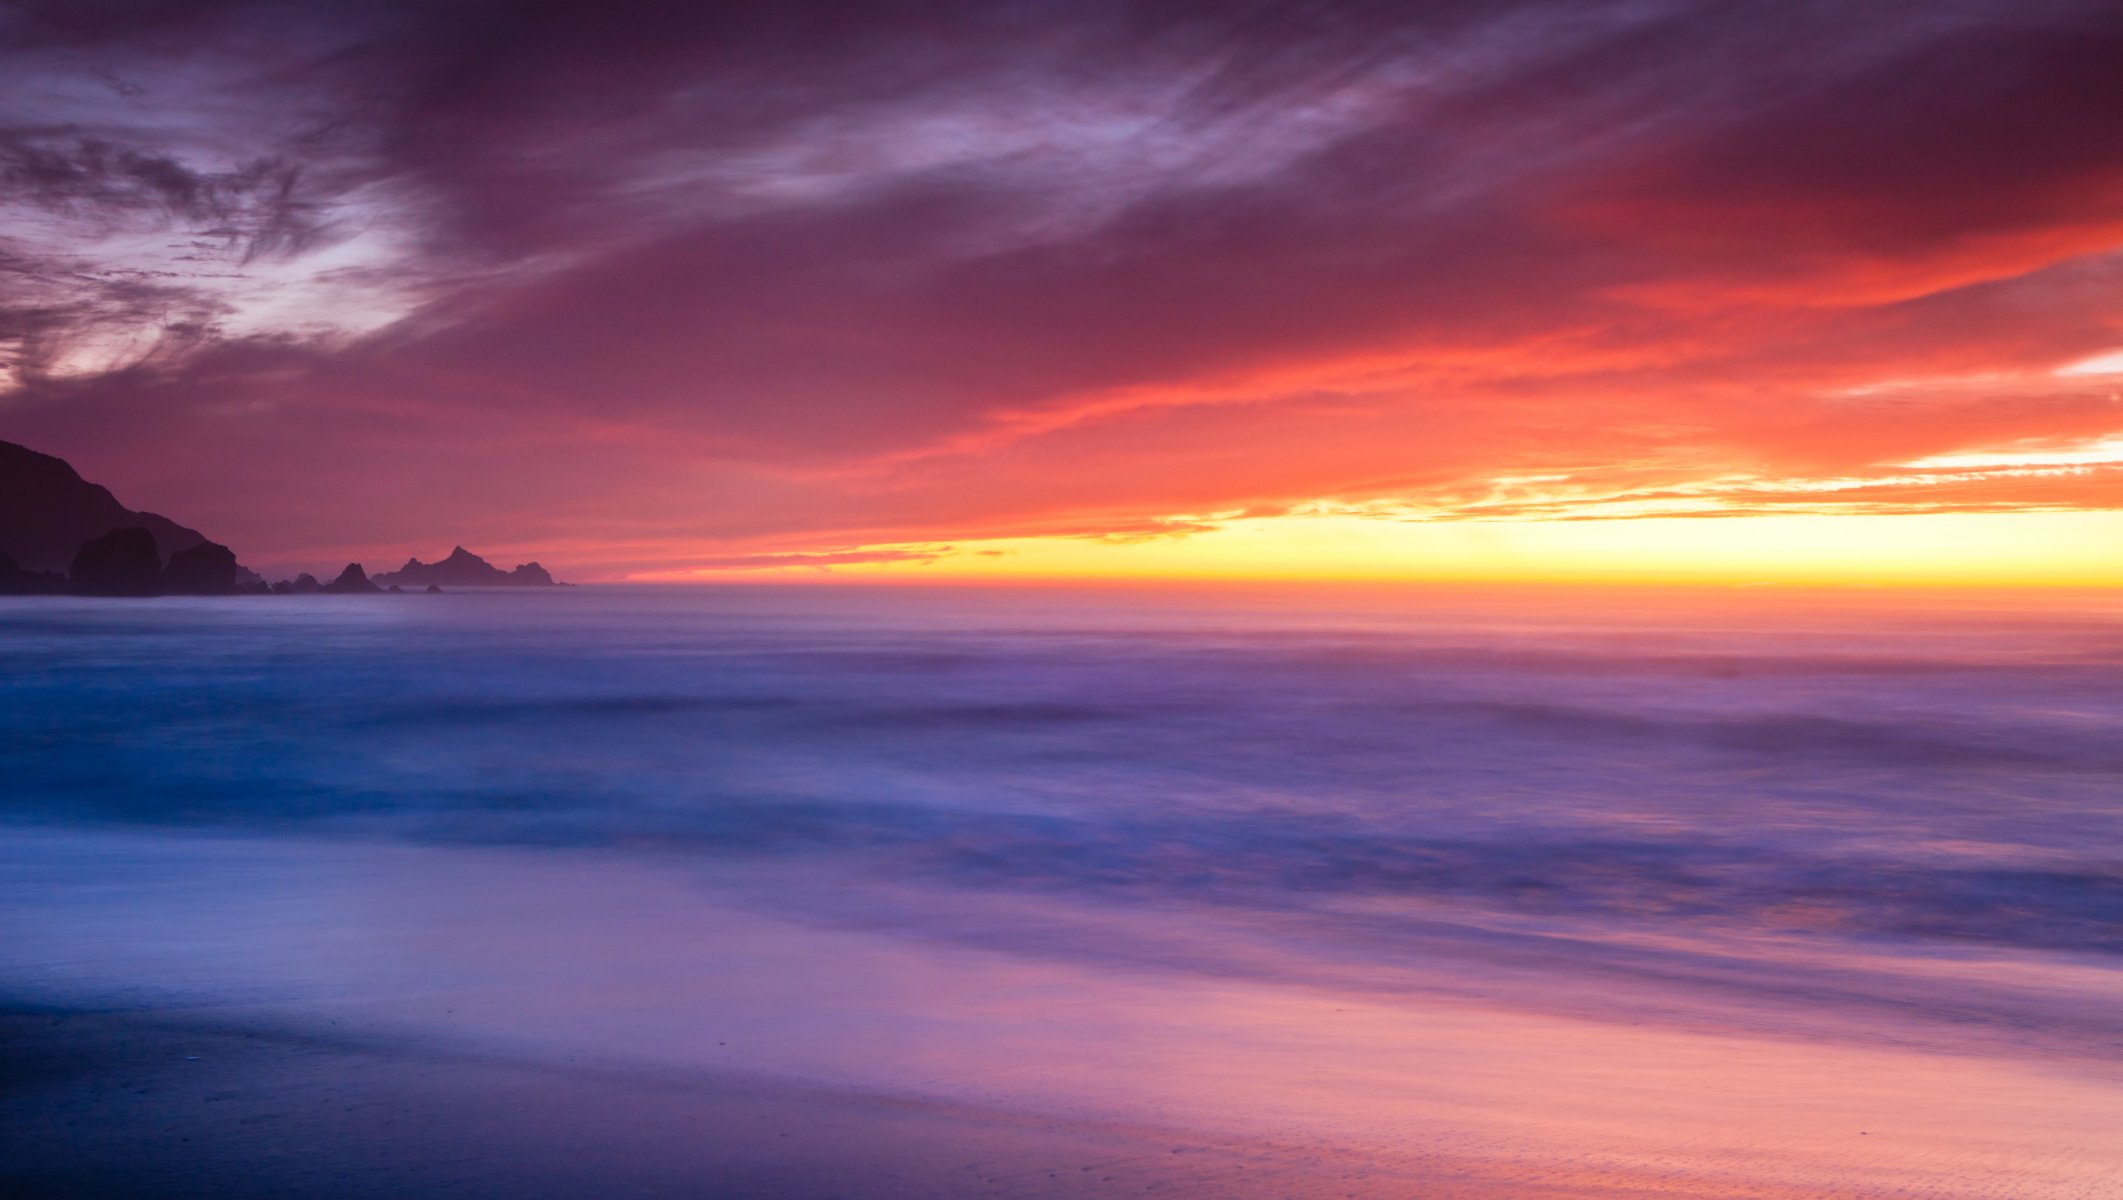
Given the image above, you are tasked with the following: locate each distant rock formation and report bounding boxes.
[69,527,165,596]
[424,584,444,594]
[163,541,243,595]
[0,439,560,601]
[375,546,562,588]
[0,439,223,574]
[324,563,381,594]
[0,550,66,595]
[390,546,557,587]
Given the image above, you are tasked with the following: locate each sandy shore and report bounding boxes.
[6,828,2119,1199]
[5,1001,1558,1200]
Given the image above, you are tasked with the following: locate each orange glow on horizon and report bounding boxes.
[620,509,2123,590]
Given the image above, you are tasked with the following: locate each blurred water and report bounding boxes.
[3,584,2121,1195]
[6,586,2121,954]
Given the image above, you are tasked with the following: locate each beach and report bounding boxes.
[4,586,2119,1197]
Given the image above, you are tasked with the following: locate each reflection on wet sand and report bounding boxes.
[4,830,2116,1198]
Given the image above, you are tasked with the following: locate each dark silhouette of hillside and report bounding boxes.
[0,439,562,598]
[0,440,214,574]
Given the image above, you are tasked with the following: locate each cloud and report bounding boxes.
[0,132,324,256]
[651,548,952,574]
[4,0,2123,573]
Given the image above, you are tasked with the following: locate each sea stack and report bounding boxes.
[69,528,164,596]
[324,563,382,594]
[163,541,243,595]
[375,546,563,587]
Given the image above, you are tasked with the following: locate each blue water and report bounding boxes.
[4,585,2121,1060]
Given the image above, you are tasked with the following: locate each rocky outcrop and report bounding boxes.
[163,540,243,594]
[0,441,558,601]
[323,563,381,593]
[0,440,218,574]
[375,546,562,587]
[69,527,165,596]
[0,550,67,595]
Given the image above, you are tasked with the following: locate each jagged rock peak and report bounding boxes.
[325,563,381,593]
[375,546,562,587]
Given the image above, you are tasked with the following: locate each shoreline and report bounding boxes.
[4,1001,1535,1200]
[6,826,2119,1199]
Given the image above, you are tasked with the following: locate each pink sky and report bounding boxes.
[4,2,2123,580]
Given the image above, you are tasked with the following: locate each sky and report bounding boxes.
[4,0,2123,584]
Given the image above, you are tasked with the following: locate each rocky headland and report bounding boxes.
[0,440,564,597]
[0,440,226,575]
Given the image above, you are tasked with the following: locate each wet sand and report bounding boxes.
[5,830,2118,1200]
[16,1000,2091,1200]
[5,1003,1416,1200]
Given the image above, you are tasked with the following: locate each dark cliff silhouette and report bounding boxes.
[164,541,244,595]
[0,440,561,598]
[375,546,562,587]
[0,440,217,574]
[63,528,255,597]
[69,528,166,596]
[2,525,252,598]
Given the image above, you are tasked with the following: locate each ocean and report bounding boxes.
[3,584,2119,1198]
